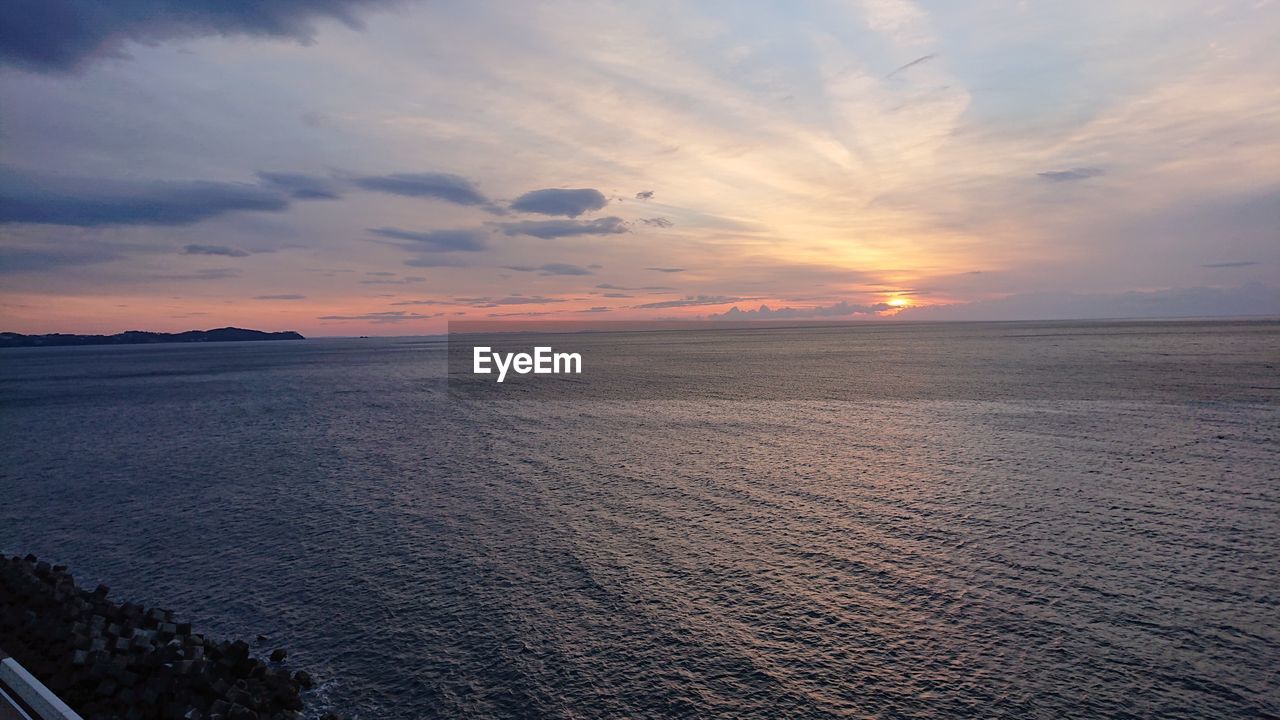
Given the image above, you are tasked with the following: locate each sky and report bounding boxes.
[1,0,1278,335]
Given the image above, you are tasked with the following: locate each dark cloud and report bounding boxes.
[368,227,488,252]
[1037,167,1104,182]
[596,283,626,290]
[182,244,249,257]
[319,310,437,323]
[0,0,400,73]
[583,306,611,313]
[353,172,492,208]
[1203,261,1258,268]
[495,216,627,239]
[639,217,673,228]
[636,295,747,309]
[256,171,342,200]
[645,267,685,273]
[254,294,306,300]
[635,190,655,200]
[505,263,593,276]
[602,292,630,298]
[510,188,608,217]
[709,301,893,319]
[0,168,288,227]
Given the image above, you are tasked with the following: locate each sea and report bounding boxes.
[1,319,1277,719]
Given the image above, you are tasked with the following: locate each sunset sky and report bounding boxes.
[2,0,1278,335]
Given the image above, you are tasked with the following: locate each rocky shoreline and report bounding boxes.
[0,555,331,720]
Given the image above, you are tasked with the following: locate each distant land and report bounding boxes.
[0,327,305,348]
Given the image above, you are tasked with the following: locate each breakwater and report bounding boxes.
[0,555,326,720]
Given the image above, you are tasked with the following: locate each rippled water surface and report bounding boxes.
[2,321,1278,718]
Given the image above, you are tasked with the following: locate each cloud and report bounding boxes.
[583,306,611,313]
[639,217,673,228]
[368,227,488,252]
[150,268,241,281]
[602,292,630,298]
[403,256,477,268]
[0,244,121,273]
[636,295,747,309]
[453,295,566,307]
[358,274,426,284]
[635,190,655,200]
[319,310,437,323]
[353,172,492,208]
[0,0,400,73]
[1037,167,1104,182]
[645,267,685,273]
[0,168,288,226]
[505,263,593,276]
[709,301,894,319]
[256,171,342,200]
[388,298,457,306]
[894,284,1280,321]
[182,244,250,257]
[254,294,306,300]
[1203,261,1258,268]
[886,53,936,79]
[509,188,608,217]
[495,216,627,238]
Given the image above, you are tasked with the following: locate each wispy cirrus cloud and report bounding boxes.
[368,227,489,252]
[1202,261,1258,269]
[495,217,627,239]
[0,167,287,227]
[505,263,594,276]
[182,244,250,257]
[256,171,343,200]
[353,172,494,209]
[1038,167,1104,182]
[319,310,442,323]
[358,274,425,285]
[0,243,122,273]
[454,295,567,307]
[635,295,749,309]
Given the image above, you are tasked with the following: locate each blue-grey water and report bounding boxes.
[1,320,1278,719]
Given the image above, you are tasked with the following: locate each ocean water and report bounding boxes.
[1,320,1277,719]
